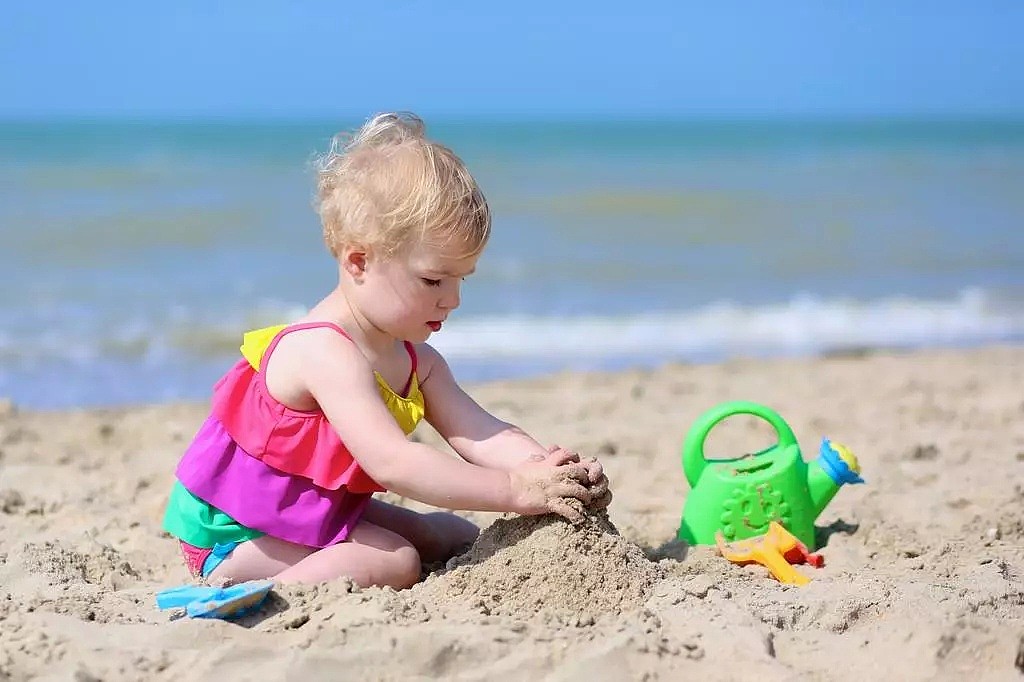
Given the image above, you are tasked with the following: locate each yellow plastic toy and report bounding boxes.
[715,521,824,586]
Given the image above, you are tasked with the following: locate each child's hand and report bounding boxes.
[508,448,595,522]
[546,445,612,511]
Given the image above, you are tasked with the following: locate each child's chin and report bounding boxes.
[409,327,433,343]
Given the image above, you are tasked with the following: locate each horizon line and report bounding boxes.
[3,111,1024,126]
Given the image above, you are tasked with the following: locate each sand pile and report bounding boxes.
[416,506,665,624]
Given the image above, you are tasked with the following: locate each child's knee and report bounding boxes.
[390,543,422,589]
[421,512,478,560]
[436,511,479,546]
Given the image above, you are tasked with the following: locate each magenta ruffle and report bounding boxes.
[175,415,370,548]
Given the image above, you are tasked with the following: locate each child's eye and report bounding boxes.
[422,278,442,287]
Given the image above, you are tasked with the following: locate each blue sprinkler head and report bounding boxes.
[818,437,865,485]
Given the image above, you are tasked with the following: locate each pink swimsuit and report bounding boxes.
[163,322,426,576]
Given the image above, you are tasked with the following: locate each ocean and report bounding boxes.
[2,119,1023,409]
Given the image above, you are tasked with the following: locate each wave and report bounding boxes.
[1,288,1020,408]
[2,288,1020,367]
[431,288,1024,361]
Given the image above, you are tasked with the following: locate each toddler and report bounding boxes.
[163,113,610,588]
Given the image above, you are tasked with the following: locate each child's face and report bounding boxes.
[360,237,480,343]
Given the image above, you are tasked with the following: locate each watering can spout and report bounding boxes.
[807,438,864,518]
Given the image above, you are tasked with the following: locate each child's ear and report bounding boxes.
[342,247,369,279]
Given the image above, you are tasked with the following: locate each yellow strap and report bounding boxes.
[239,325,288,371]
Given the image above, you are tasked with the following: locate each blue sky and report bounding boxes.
[3,1,1022,119]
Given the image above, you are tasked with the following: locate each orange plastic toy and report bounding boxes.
[715,521,824,586]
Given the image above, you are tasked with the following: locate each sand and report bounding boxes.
[1,345,1023,680]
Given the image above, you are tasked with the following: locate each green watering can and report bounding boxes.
[677,401,864,551]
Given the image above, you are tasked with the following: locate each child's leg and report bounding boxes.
[276,522,421,586]
[205,536,314,583]
[207,522,422,588]
[361,499,480,564]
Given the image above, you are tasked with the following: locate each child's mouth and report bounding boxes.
[427,321,442,332]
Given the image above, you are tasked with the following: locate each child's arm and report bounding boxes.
[417,344,604,481]
[296,331,595,518]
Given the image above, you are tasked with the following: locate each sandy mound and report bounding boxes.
[416,507,664,624]
[264,508,667,634]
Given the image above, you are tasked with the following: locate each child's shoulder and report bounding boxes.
[412,342,449,382]
[264,322,371,380]
[262,322,375,410]
[275,321,364,358]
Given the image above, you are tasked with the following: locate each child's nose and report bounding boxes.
[440,281,461,310]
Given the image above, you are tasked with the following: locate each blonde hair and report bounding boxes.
[315,112,491,259]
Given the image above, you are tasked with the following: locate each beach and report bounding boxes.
[2,345,1022,681]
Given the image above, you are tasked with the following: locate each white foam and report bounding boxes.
[430,288,1024,361]
[0,288,1021,380]
[2,287,1022,408]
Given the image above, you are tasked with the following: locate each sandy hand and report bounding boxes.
[546,445,612,512]
[509,447,596,523]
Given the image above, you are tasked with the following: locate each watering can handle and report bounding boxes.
[681,401,798,488]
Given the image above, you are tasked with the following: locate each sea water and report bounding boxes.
[2,119,1022,408]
